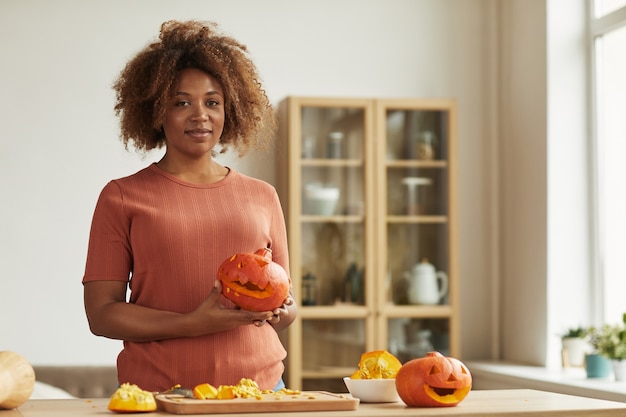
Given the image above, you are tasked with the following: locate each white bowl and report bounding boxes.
[343,377,401,403]
[303,185,340,215]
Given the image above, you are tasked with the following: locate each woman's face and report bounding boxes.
[162,68,225,159]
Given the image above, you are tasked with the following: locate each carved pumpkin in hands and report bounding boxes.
[395,351,472,407]
[218,248,290,312]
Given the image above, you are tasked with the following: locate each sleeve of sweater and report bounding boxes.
[82,181,132,283]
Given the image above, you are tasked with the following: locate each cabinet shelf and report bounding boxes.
[300,305,370,319]
[277,96,458,391]
[301,215,364,223]
[380,304,454,318]
[386,160,448,168]
[387,215,448,224]
[301,159,363,167]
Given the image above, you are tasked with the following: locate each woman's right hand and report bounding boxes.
[84,280,273,343]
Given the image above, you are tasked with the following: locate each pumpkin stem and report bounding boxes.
[255,247,272,259]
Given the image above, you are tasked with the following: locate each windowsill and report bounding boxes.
[467,361,626,403]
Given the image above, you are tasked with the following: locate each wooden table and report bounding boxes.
[3,389,626,416]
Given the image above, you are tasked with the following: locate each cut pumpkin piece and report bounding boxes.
[216,385,237,399]
[108,383,157,413]
[193,383,218,400]
[353,350,402,379]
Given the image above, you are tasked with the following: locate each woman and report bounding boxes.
[82,20,296,392]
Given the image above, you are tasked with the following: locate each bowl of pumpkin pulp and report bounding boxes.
[343,350,402,403]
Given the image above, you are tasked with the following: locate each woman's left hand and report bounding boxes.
[254,293,297,330]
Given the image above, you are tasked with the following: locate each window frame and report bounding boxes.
[588,0,626,325]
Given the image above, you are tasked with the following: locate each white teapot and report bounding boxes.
[404,259,448,305]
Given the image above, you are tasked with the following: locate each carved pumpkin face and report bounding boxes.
[217,248,290,312]
[395,351,472,407]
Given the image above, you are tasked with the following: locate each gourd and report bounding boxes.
[0,351,36,409]
[218,248,290,312]
[395,351,472,407]
[350,350,402,379]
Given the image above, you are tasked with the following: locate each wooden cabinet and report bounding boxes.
[276,97,458,391]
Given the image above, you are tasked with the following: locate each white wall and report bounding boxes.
[497,0,591,367]
[1,0,498,365]
[497,0,549,366]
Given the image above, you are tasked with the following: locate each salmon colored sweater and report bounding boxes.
[83,164,290,391]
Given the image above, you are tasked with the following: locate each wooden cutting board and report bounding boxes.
[155,391,359,414]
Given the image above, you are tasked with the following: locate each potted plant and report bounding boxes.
[560,326,591,368]
[588,313,626,381]
[582,329,612,378]
[583,350,612,378]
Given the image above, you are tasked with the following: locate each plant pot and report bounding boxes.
[611,359,626,381]
[561,337,591,367]
[585,354,611,378]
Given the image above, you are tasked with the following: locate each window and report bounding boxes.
[596,0,626,16]
[590,1,626,325]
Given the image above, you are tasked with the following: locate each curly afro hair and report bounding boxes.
[113,20,276,156]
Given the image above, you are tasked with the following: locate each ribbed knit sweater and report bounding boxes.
[83,163,290,391]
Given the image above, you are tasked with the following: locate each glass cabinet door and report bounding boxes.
[375,99,458,362]
[278,97,375,391]
[298,104,370,307]
[384,107,450,306]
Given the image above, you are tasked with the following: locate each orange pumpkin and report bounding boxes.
[395,351,472,407]
[217,248,290,312]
